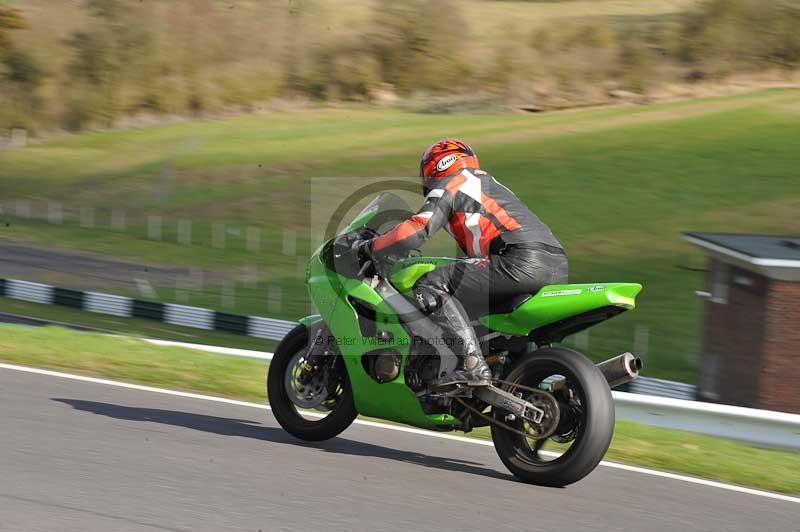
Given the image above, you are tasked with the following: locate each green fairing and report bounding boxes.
[479,282,643,336]
[307,250,459,429]
[388,257,462,293]
[298,314,322,328]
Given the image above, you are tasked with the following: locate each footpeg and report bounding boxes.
[428,384,474,399]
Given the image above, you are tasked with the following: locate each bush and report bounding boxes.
[3,48,40,85]
[678,0,800,74]
[64,1,150,127]
[528,18,622,98]
[369,0,473,94]
[1,46,42,130]
[310,43,382,101]
[0,5,41,129]
[0,5,26,54]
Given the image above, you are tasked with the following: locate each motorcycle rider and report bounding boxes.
[361,138,568,387]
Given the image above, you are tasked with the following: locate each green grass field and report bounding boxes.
[1,324,798,495]
[2,89,800,383]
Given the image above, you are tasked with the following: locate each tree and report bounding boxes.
[0,5,26,56]
[0,5,43,129]
[64,0,154,128]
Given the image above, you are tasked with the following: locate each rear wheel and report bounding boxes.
[491,346,614,487]
[267,324,357,441]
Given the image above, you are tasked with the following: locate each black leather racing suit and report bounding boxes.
[368,168,568,382]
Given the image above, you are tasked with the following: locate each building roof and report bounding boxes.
[684,232,800,279]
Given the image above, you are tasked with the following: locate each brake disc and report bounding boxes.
[285,350,329,410]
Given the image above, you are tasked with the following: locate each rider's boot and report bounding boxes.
[415,286,492,387]
[432,330,493,387]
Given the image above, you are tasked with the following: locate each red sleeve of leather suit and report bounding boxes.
[369,182,455,260]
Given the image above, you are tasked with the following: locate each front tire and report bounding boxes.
[267,324,357,441]
[491,346,614,487]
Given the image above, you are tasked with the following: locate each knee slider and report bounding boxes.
[414,286,444,313]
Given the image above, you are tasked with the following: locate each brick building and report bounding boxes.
[684,232,800,414]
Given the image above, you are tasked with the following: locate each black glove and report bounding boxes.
[333,229,389,278]
[352,238,378,278]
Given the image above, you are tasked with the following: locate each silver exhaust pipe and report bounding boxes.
[596,352,642,389]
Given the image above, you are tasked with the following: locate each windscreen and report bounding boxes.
[341,192,413,235]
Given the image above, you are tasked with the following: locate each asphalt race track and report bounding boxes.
[1,366,797,532]
[0,242,231,293]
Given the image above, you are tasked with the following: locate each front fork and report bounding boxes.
[298,323,331,385]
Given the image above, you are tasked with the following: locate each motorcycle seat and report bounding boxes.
[487,293,534,315]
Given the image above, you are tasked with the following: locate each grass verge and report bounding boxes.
[1,324,797,495]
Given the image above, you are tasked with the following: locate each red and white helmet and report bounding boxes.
[420,138,480,187]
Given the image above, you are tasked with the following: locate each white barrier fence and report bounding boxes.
[84,292,131,317]
[248,316,297,340]
[164,304,215,330]
[1,278,294,341]
[613,391,800,449]
[627,376,696,400]
[6,279,53,305]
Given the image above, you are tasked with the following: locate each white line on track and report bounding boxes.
[1,362,798,505]
[143,339,273,360]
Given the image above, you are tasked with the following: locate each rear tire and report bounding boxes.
[491,346,614,487]
[267,324,357,441]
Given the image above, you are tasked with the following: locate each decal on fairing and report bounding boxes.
[541,289,582,297]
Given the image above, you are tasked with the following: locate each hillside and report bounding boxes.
[5,0,800,131]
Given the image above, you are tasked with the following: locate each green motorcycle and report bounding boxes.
[268,192,642,486]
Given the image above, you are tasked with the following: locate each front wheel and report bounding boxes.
[267,324,357,441]
[491,346,614,487]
